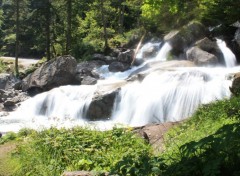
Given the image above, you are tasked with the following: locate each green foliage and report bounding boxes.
[159,96,240,175]
[141,0,239,33]
[0,59,8,73]
[14,127,153,176]
[0,132,17,144]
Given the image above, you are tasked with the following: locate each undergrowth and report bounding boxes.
[1,96,240,176]
[13,128,155,176]
[160,96,240,175]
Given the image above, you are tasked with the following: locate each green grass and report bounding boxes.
[159,96,240,175]
[1,96,240,176]
[12,127,153,176]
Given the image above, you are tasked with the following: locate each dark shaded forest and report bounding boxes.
[0,0,239,60]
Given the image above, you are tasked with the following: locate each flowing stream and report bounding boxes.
[0,40,239,132]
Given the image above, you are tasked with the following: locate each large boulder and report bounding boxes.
[230,72,240,96]
[87,90,118,121]
[86,81,127,121]
[164,22,207,55]
[0,73,19,90]
[0,89,29,111]
[75,60,106,84]
[195,37,224,64]
[235,28,240,48]
[117,49,134,64]
[22,56,77,92]
[186,47,218,66]
[108,61,129,72]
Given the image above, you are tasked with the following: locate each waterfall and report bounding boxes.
[0,85,96,132]
[155,43,172,61]
[0,41,239,132]
[216,39,237,67]
[112,68,232,126]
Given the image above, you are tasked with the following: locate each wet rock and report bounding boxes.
[3,99,16,107]
[235,28,240,48]
[0,73,19,90]
[22,56,78,92]
[186,47,218,66]
[108,61,129,72]
[81,76,97,85]
[92,53,106,60]
[87,90,118,121]
[195,37,224,65]
[1,89,29,111]
[230,72,240,96]
[142,44,159,58]
[164,21,207,55]
[117,49,134,64]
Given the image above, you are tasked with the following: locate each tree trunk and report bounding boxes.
[66,0,72,55]
[100,0,109,53]
[46,0,51,61]
[118,0,125,34]
[15,0,20,77]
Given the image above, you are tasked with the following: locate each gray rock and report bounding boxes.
[75,60,106,84]
[87,90,119,121]
[195,37,224,64]
[230,72,240,96]
[22,56,77,92]
[92,53,105,60]
[108,61,129,72]
[235,28,240,48]
[0,73,19,90]
[164,22,207,54]
[4,99,16,107]
[76,60,106,77]
[186,47,218,66]
[117,49,134,64]
[142,45,159,58]
[81,76,97,85]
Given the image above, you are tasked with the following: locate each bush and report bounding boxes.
[159,96,240,175]
[14,127,153,176]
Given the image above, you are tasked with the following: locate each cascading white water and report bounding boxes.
[0,40,239,132]
[0,85,97,132]
[136,42,161,59]
[216,38,237,67]
[155,43,172,61]
[112,68,232,126]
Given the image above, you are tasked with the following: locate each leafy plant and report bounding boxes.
[14,127,153,176]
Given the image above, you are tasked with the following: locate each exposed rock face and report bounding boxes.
[81,76,97,85]
[108,61,129,72]
[117,49,134,64]
[134,122,179,153]
[230,72,240,96]
[195,37,224,64]
[87,90,118,121]
[186,47,218,66]
[235,28,240,48]
[22,56,77,92]
[164,22,207,55]
[142,44,159,59]
[75,60,106,84]
[0,89,29,111]
[0,74,19,90]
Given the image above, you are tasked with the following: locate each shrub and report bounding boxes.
[14,127,153,176]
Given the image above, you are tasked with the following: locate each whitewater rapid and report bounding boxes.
[0,39,239,132]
